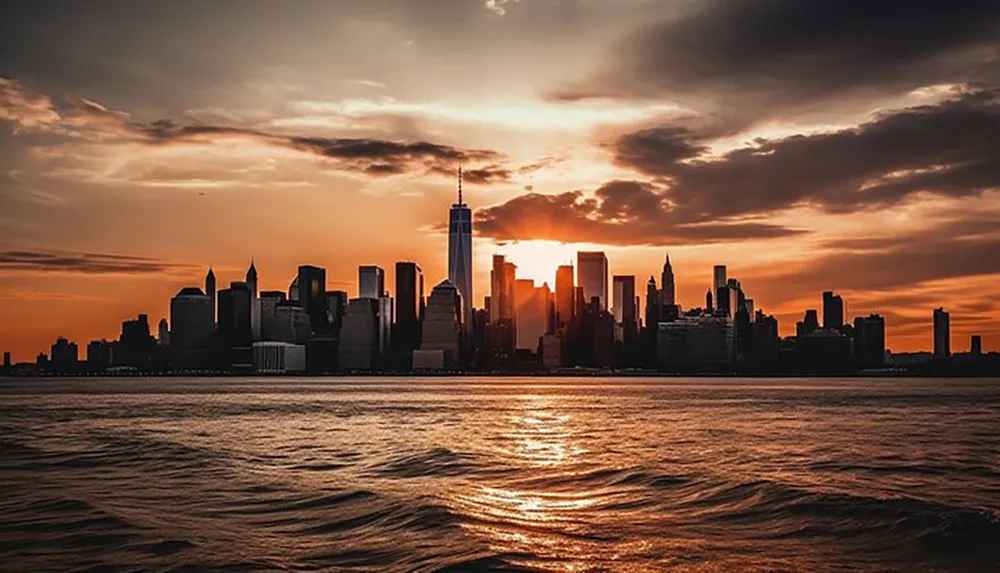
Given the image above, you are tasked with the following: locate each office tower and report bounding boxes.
[420,280,463,366]
[718,279,740,318]
[933,307,951,359]
[50,337,78,372]
[338,298,379,370]
[658,316,735,372]
[117,314,156,367]
[853,314,886,369]
[273,302,311,344]
[2,351,10,370]
[288,276,299,302]
[514,279,552,352]
[751,311,780,372]
[86,340,113,372]
[326,290,348,335]
[246,260,261,341]
[490,255,517,322]
[613,275,637,331]
[259,290,286,341]
[713,265,727,291]
[645,277,659,327]
[157,318,170,346]
[971,335,983,357]
[555,265,575,328]
[218,282,252,369]
[660,253,675,306]
[448,168,473,327]
[705,289,713,313]
[377,295,393,365]
[578,251,609,311]
[744,299,755,322]
[797,310,820,336]
[297,265,328,334]
[394,262,423,359]
[170,287,214,368]
[823,291,845,330]
[359,265,385,300]
[205,267,216,325]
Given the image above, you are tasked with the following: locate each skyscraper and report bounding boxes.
[645,277,659,328]
[578,251,609,310]
[853,314,886,369]
[823,291,845,330]
[394,262,423,359]
[359,265,385,299]
[246,260,261,341]
[713,265,727,291]
[971,335,983,357]
[157,318,170,346]
[933,307,950,359]
[170,286,213,368]
[448,168,473,326]
[660,253,675,307]
[613,275,637,328]
[297,265,327,334]
[205,267,216,326]
[514,279,552,352]
[555,265,575,328]
[713,265,728,316]
[490,255,516,322]
[421,280,463,366]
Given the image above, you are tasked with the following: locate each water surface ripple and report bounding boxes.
[0,377,998,572]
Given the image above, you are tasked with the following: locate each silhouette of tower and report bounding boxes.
[205,267,216,326]
[578,252,609,311]
[555,265,575,328]
[933,307,951,359]
[448,168,473,328]
[660,253,675,307]
[246,259,261,341]
[823,291,844,330]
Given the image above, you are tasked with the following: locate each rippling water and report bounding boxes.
[1,377,998,572]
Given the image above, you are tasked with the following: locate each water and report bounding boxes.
[1,377,998,572]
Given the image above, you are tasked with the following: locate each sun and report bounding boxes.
[493,241,581,287]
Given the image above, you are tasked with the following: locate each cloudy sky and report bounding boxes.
[2,0,999,360]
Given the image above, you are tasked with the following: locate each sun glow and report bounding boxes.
[495,241,601,286]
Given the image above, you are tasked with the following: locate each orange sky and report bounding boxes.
[1,1,998,362]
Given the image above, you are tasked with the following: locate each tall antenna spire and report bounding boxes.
[458,166,463,205]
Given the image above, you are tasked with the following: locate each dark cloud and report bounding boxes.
[554,0,1000,126]
[475,181,807,246]
[0,250,189,274]
[610,89,1000,221]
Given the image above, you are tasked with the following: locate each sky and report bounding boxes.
[1,0,999,361]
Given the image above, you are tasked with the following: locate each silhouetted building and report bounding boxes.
[326,290,348,335]
[705,289,714,313]
[555,264,575,328]
[260,290,286,340]
[297,265,328,335]
[823,291,845,330]
[794,330,853,374]
[660,253,675,307]
[50,337,78,372]
[971,334,983,357]
[205,267,216,326]
[393,262,423,367]
[541,333,562,370]
[613,275,639,365]
[273,302,311,344]
[339,298,379,371]
[156,318,169,347]
[578,251,609,311]
[421,280,463,367]
[86,340,113,372]
[116,314,156,368]
[934,307,951,359]
[750,312,780,372]
[713,265,727,295]
[658,316,734,372]
[170,287,213,369]
[246,261,261,341]
[514,279,552,354]
[489,255,516,365]
[288,276,299,303]
[2,351,10,371]
[853,314,886,369]
[449,169,474,328]
[217,282,253,371]
[797,310,820,336]
[359,265,385,300]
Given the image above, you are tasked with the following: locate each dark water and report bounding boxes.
[1,377,998,572]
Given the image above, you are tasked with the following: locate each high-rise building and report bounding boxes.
[645,276,659,327]
[394,262,423,360]
[170,287,214,368]
[823,291,845,330]
[260,290,286,341]
[448,168,473,327]
[713,266,727,291]
[205,267,216,326]
[555,265,575,328]
[297,265,328,335]
[578,251,609,311]
[2,351,10,370]
[613,275,637,331]
[86,340,113,372]
[514,279,553,352]
[717,279,740,318]
[246,260,261,341]
[288,276,299,303]
[50,337,78,372]
[490,255,517,322]
[797,310,820,336]
[157,318,170,346]
[971,335,983,357]
[660,254,675,307]
[338,298,379,370]
[359,265,385,300]
[933,307,951,359]
[658,315,735,372]
[117,314,156,368]
[853,314,886,369]
[273,302,311,344]
[421,280,463,366]
[705,289,713,313]
[326,291,348,335]
[218,282,253,369]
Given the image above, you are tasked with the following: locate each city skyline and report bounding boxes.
[2,1,1000,360]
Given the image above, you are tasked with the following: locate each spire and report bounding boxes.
[246,257,257,281]
[664,251,671,266]
[457,166,463,205]
[207,266,215,279]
